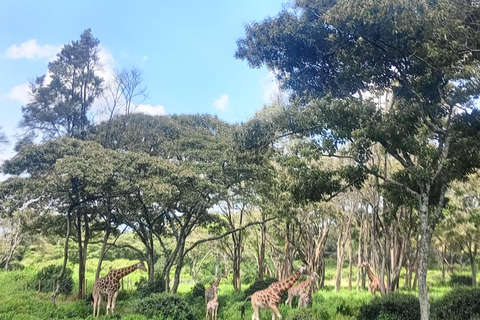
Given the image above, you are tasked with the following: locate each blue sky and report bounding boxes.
[0,0,286,161]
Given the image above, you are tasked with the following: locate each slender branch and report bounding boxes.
[183,217,276,257]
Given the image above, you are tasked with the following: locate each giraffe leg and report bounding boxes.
[111,291,119,314]
[285,292,292,307]
[252,305,259,320]
[106,293,113,315]
[94,293,102,317]
[92,293,97,317]
[270,304,282,320]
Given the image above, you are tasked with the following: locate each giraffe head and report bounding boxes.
[360,261,369,268]
[309,272,319,281]
[298,266,308,275]
[136,261,147,272]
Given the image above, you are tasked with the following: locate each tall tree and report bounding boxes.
[236,1,480,319]
[21,29,103,140]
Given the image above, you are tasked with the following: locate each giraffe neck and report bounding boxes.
[279,269,302,293]
[212,276,222,287]
[110,263,139,280]
[365,265,376,282]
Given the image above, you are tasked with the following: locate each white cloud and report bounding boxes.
[8,83,31,105]
[97,45,116,84]
[260,72,290,105]
[3,39,60,60]
[213,94,229,111]
[134,104,166,116]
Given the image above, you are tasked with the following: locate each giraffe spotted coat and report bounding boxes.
[242,266,307,320]
[92,261,147,317]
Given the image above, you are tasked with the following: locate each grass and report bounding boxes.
[0,259,477,320]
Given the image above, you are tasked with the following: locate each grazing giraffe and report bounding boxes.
[285,272,318,307]
[361,262,385,296]
[298,281,313,308]
[205,273,226,303]
[206,286,219,320]
[242,266,307,320]
[92,261,147,317]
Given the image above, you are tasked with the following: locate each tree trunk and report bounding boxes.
[418,191,432,320]
[96,205,112,281]
[348,237,353,291]
[335,235,345,292]
[76,213,86,299]
[470,243,477,286]
[258,221,266,281]
[52,208,72,306]
[172,237,186,294]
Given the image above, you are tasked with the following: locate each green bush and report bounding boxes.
[189,283,205,302]
[33,265,74,295]
[432,286,480,320]
[449,274,473,287]
[359,293,420,320]
[133,292,195,320]
[135,275,165,298]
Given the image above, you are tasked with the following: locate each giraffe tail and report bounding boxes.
[241,295,252,319]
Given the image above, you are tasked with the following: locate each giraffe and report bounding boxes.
[206,286,219,320]
[298,281,313,308]
[360,262,385,296]
[285,272,318,307]
[92,261,147,317]
[242,266,307,320]
[205,273,226,303]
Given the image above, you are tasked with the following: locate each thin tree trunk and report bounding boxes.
[52,208,72,306]
[348,237,353,291]
[418,191,432,320]
[470,244,477,286]
[258,220,266,281]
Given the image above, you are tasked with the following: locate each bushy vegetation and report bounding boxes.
[33,265,74,295]
[134,274,165,298]
[448,274,473,287]
[359,293,420,320]
[133,293,195,320]
[432,287,480,320]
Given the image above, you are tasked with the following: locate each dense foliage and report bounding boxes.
[133,293,195,320]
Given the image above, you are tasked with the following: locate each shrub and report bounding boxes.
[134,292,195,320]
[359,293,420,320]
[432,286,480,320]
[33,265,74,295]
[189,283,205,301]
[135,275,165,298]
[449,274,473,287]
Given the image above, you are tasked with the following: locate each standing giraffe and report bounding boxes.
[285,272,318,307]
[242,266,307,320]
[92,261,147,317]
[206,286,219,320]
[205,273,226,303]
[360,262,385,296]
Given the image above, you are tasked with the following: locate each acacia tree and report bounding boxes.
[236,1,480,318]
